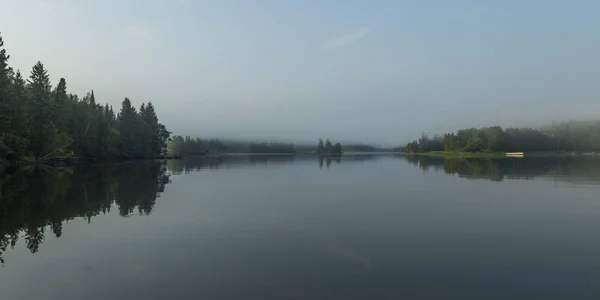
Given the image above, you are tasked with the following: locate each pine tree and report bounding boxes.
[332,143,342,154]
[104,104,111,122]
[28,61,54,156]
[89,90,96,106]
[141,102,160,155]
[117,98,143,157]
[54,78,67,104]
[325,139,332,153]
[28,62,51,94]
[0,33,13,136]
[52,77,71,133]
[8,70,30,154]
[0,34,26,157]
[108,105,116,127]
[77,90,106,157]
[0,34,172,160]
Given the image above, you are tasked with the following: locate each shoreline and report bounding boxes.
[191,152,396,157]
[409,151,506,158]
[400,151,578,158]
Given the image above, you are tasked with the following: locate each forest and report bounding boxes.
[167,136,227,155]
[0,33,170,162]
[168,137,346,154]
[405,122,600,153]
[317,138,343,154]
[167,136,296,154]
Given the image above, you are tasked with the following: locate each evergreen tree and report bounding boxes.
[54,78,67,104]
[28,62,55,156]
[140,102,160,155]
[317,139,324,153]
[0,33,13,136]
[10,70,28,135]
[157,123,171,154]
[117,98,140,157]
[0,34,171,160]
[89,90,96,106]
[104,104,110,120]
[325,139,332,153]
[332,143,342,154]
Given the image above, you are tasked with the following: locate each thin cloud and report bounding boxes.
[323,27,371,51]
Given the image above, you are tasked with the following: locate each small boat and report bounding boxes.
[505,152,524,157]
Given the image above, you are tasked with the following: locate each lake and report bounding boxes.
[2,154,600,299]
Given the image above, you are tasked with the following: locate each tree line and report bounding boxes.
[404,125,591,153]
[168,137,347,154]
[0,33,170,161]
[317,138,342,154]
[168,137,296,154]
[168,136,227,155]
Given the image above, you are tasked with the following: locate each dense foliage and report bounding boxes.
[168,136,227,154]
[168,137,348,154]
[317,138,343,154]
[167,137,296,154]
[404,125,589,153]
[0,33,170,160]
[541,121,600,152]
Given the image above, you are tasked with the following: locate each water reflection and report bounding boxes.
[6,154,599,265]
[168,154,380,174]
[0,162,170,264]
[401,154,600,184]
[1,155,385,264]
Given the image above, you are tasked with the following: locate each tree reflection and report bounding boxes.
[401,155,600,182]
[169,154,380,174]
[248,155,296,166]
[0,162,171,264]
[168,157,225,174]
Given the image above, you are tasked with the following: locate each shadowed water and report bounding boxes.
[2,154,600,299]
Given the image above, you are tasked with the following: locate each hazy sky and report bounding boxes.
[1,0,599,145]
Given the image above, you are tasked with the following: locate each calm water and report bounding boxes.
[2,155,600,299]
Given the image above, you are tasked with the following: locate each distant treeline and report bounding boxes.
[342,144,392,152]
[317,138,342,154]
[168,136,296,154]
[168,137,354,155]
[405,121,600,153]
[168,136,227,154]
[0,34,170,161]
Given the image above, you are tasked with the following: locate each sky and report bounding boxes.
[1,0,599,146]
